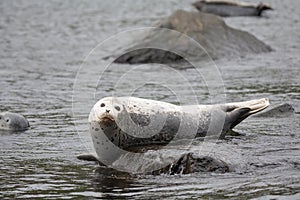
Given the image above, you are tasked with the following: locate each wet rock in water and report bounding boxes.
[77,152,230,175]
[255,103,295,118]
[153,153,230,175]
[114,10,271,64]
[192,0,273,17]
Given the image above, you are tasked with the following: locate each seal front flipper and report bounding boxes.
[77,154,107,166]
[77,154,99,162]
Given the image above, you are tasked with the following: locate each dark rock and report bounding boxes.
[114,10,271,64]
[153,152,230,175]
[192,0,273,17]
[255,103,295,118]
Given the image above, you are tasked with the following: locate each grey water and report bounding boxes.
[0,0,299,199]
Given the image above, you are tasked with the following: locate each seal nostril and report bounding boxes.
[6,119,9,123]
[114,106,120,111]
[106,109,110,113]
[100,103,105,107]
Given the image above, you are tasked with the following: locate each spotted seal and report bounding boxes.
[193,0,273,17]
[0,112,30,131]
[88,97,269,161]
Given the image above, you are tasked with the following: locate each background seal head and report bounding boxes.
[0,112,30,131]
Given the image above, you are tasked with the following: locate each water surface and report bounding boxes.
[0,0,299,199]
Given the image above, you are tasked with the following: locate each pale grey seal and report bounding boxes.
[193,0,273,17]
[0,112,30,131]
[78,97,268,173]
[88,97,269,162]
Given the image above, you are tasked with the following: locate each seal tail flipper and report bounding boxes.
[257,3,273,16]
[225,98,270,129]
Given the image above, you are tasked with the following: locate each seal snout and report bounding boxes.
[98,113,115,126]
[93,98,123,124]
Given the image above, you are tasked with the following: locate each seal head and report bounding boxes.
[0,112,30,131]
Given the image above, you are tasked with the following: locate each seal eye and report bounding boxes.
[114,106,120,111]
[100,103,105,107]
[6,119,9,123]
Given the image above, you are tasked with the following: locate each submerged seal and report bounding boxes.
[193,0,273,17]
[88,97,269,161]
[0,112,30,131]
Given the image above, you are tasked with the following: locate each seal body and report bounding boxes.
[193,0,273,17]
[89,97,269,162]
[0,112,30,131]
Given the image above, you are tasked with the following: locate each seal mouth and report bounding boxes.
[99,113,115,126]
